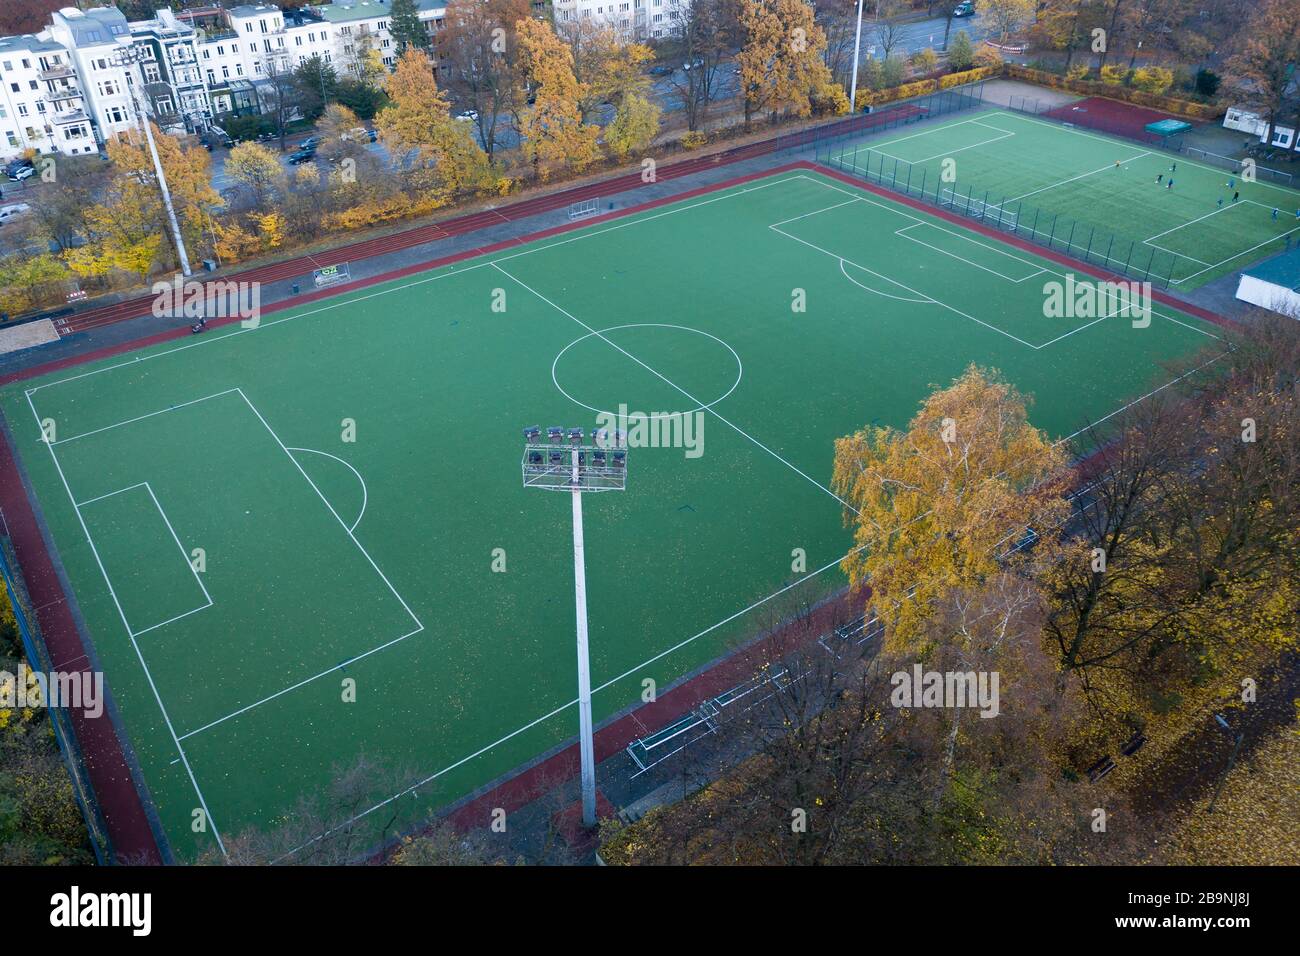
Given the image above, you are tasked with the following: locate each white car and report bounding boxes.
[456,110,478,122]
[0,202,32,223]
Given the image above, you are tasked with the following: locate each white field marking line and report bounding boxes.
[794,173,1222,343]
[26,177,806,399]
[74,481,148,508]
[1002,150,1152,207]
[22,388,221,850]
[176,391,427,744]
[1169,223,1300,285]
[177,625,425,742]
[769,197,864,228]
[839,259,934,303]
[904,130,1015,166]
[235,388,423,632]
[988,108,1300,201]
[490,261,859,515]
[287,447,368,533]
[894,223,1045,283]
[770,223,1042,349]
[1140,241,1214,266]
[130,633,226,855]
[1142,199,1271,243]
[73,480,212,639]
[50,388,241,445]
[843,114,989,161]
[275,543,868,862]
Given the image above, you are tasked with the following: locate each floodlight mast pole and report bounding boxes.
[849,0,865,113]
[116,45,193,277]
[521,427,626,830]
[570,446,597,829]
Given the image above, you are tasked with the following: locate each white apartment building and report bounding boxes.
[45,7,143,147]
[0,35,98,160]
[553,0,691,41]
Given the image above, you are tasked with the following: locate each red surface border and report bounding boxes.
[0,154,1233,864]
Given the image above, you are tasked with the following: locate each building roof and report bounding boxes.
[312,0,443,23]
[1243,247,1300,293]
[54,6,131,47]
[0,35,67,55]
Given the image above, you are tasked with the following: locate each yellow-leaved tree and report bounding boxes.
[737,0,838,127]
[374,47,497,205]
[516,17,601,180]
[831,365,1069,654]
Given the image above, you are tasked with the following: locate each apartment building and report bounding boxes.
[553,0,691,40]
[0,35,98,160]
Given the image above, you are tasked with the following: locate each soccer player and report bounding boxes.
[1156,173,1163,184]
[1233,191,1240,202]
[1167,178,1174,190]
[1272,207,1279,220]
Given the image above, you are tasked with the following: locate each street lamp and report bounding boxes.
[521,424,628,828]
[1206,713,1245,814]
[112,44,193,277]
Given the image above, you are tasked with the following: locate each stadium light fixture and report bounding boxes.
[849,0,865,114]
[520,425,628,828]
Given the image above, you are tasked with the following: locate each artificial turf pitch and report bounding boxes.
[821,108,1300,289]
[0,165,1225,859]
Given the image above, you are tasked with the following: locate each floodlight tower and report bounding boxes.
[113,44,193,277]
[521,424,627,828]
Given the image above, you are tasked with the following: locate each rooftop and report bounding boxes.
[0,35,67,55]
[1243,246,1300,293]
[312,0,444,23]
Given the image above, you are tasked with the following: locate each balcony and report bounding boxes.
[38,64,75,81]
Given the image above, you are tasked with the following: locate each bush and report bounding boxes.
[972,43,1004,70]
[1066,63,1090,82]
[1195,69,1221,98]
[938,66,1001,90]
[1132,66,1174,95]
[881,56,907,88]
[1100,64,1129,86]
[910,47,939,75]
[811,82,850,116]
[947,30,975,71]
[679,130,708,150]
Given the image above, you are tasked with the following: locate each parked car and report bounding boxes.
[298,136,321,151]
[456,109,478,122]
[0,202,32,223]
[953,1,976,17]
[342,126,377,143]
[6,159,36,182]
[649,64,674,76]
[682,57,704,71]
[287,145,317,164]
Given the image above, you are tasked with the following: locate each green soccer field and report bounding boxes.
[820,108,1300,289]
[0,167,1226,860]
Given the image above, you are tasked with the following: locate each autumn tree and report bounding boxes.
[515,17,601,179]
[736,0,837,127]
[560,21,654,122]
[67,124,219,280]
[830,365,1070,656]
[374,47,497,205]
[1225,0,1300,146]
[666,0,735,131]
[981,0,1037,43]
[437,0,531,160]
[605,93,661,160]
[223,141,287,210]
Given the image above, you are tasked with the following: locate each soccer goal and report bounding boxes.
[939,187,1018,231]
[567,198,600,222]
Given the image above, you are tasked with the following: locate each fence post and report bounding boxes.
[1083,226,1095,262]
[1104,234,1115,268]
[1123,241,1135,274]
[1065,220,1077,253]
[1141,246,1156,282]
[918,167,926,199]
[1047,214,1058,247]
[1029,207,1040,241]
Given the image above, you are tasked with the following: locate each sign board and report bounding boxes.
[313,262,351,288]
